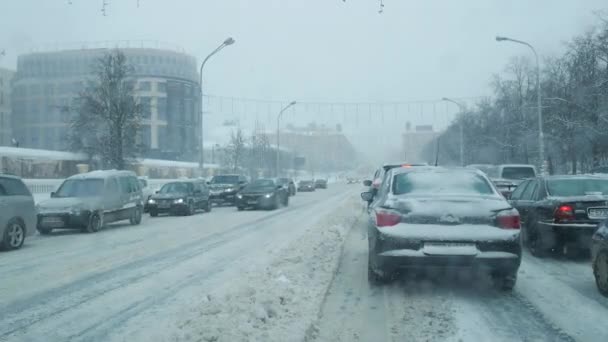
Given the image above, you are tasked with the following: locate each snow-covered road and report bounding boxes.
[312,213,608,342]
[0,185,355,342]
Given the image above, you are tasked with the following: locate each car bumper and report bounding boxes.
[209,192,237,204]
[236,196,275,208]
[538,221,599,248]
[37,211,92,229]
[148,203,188,214]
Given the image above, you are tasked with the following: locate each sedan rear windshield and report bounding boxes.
[546,178,608,196]
[393,172,494,195]
[55,179,104,197]
[501,167,535,180]
[159,182,191,194]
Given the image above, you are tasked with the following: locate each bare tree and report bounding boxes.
[222,128,247,172]
[70,49,142,170]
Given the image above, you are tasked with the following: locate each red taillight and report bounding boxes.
[376,210,401,227]
[554,205,574,221]
[372,178,382,189]
[496,209,520,229]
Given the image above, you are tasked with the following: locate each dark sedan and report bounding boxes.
[510,175,608,257]
[592,221,608,296]
[298,180,316,192]
[147,181,210,216]
[208,174,248,205]
[363,167,522,291]
[314,179,328,189]
[236,178,289,210]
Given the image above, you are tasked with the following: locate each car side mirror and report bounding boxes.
[363,180,372,187]
[361,192,373,202]
[50,191,56,198]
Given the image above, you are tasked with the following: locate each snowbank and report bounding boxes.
[171,198,360,342]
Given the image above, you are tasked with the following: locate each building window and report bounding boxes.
[142,125,151,147]
[139,81,151,91]
[157,82,166,93]
[140,97,152,119]
[157,97,167,120]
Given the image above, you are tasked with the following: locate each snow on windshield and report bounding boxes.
[393,172,494,195]
[249,179,275,188]
[55,179,104,197]
[159,182,190,194]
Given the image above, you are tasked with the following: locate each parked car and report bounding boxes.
[314,179,328,189]
[138,177,155,213]
[208,174,248,205]
[236,178,289,210]
[36,170,143,234]
[362,167,522,290]
[590,166,608,174]
[298,180,316,192]
[346,177,358,184]
[492,164,537,198]
[0,174,36,250]
[278,177,296,196]
[147,180,211,216]
[509,175,608,257]
[591,221,608,297]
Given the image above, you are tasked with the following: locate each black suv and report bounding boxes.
[147,180,211,216]
[208,174,248,205]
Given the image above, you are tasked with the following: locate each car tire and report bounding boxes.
[528,221,549,258]
[2,219,26,251]
[129,206,142,225]
[492,271,517,291]
[593,250,608,297]
[150,209,158,217]
[85,213,102,233]
[367,250,390,284]
[37,227,53,235]
[187,201,195,216]
[204,201,212,212]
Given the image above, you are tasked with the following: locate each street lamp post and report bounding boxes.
[199,37,235,175]
[441,97,465,166]
[276,101,297,177]
[496,35,544,174]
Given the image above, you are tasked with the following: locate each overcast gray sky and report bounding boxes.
[1,1,606,163]
[1,0,606,103]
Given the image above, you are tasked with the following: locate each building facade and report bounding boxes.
[402,123,439,163]
[10,45,200,160]
[0,68,15,146]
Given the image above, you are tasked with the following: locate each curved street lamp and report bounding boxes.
[276,101,297,176]
[496,35,544,174]
[199,37,235,174]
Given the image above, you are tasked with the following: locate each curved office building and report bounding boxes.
[11,43,200,160]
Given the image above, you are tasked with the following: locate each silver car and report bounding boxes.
[36,170,144,234]
[0,174,36,250]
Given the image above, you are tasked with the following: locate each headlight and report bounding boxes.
[236,194,243,199]
[264,193,273,198]
[174,198,184,204]
[225,187,235,193]
[148,199,156,204]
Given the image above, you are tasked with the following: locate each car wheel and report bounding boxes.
[129,206,142,225]
[492,272,517,291]
[273,195,280,210]
[85,213,102,233]
[186,201,195,216]
[528,221,549,258]
[367,248,390,284]
[150,209,158,217]
[2,220,26,250]
[593,251,608,297]
[204,201,212,212]
[237,206,244,211]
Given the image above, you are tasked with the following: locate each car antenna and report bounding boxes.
[434,136,440,166]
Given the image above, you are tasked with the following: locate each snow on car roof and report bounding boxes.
[67,169,136,180]
[0,146,87,161]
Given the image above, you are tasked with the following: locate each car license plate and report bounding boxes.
[247,200,257,205]
[158,201,170,209]
[423,242,478,256]
[588,207,608,219]
[42,216,64,228]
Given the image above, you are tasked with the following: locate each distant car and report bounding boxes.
[346,178,357,184]
[208,174,248,205]
[0,174,36,250]
[138,177,155,213]
[493,164,537,199]
[236,178,289,210]
[592,221,608,297]
[298,180,316,192]
[36,170,143,234]
[147,180,211,217]
[363,167,521,290]
[278,177,296,196]
[509,175,608,257]
[314,179,328,189]
[590,166,608,174]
